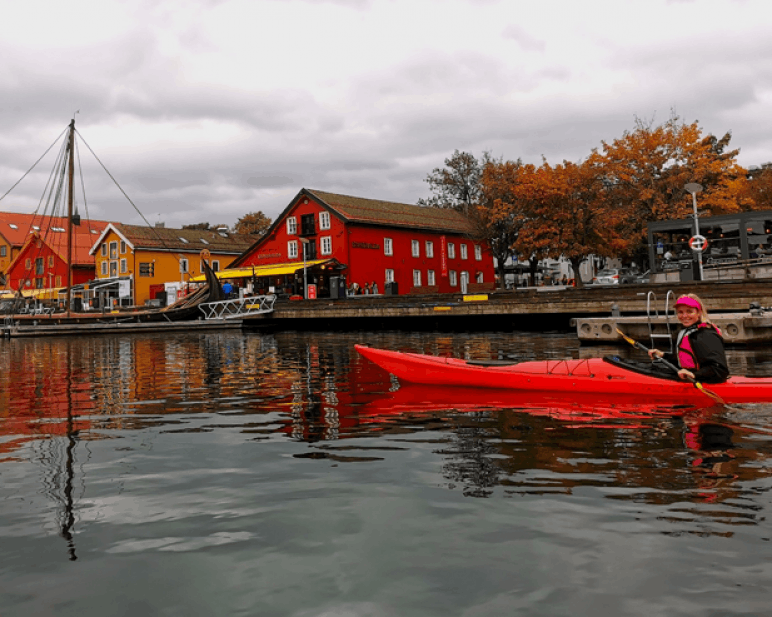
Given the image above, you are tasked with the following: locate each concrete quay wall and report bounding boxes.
[249,280,772,329]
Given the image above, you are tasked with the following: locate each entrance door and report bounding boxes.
[460,271,469,294]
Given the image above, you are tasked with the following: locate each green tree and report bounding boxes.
[419,150,486,213]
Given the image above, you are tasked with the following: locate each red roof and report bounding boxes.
[0,211,109,265]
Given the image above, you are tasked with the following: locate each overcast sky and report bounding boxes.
[1,0,770,229]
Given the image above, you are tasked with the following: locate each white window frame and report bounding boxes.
[286,216,297,235]
[449,270,457,286]
[448,242,456,259]
[288,240,298,259]
[412,240,420,257]
[476,271,484,283]
[385,269,394,283]
[212,260,220,272]
[384,238,393,256]
[427,270,435,286]
[319,211,330,230]
[475,244,482,260]
[413,269,422,286]
[120,258,127,274]
[121,240,127,254]
[321,236,332,256]
[425,241,434,258]
[101,261,108,276]
[180,258,189,273]
[101,243,107,257]
[460,244,468,260]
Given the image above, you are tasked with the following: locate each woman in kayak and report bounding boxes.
[648,293,729,383]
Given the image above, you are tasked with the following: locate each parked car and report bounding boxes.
[634,269,651,284]
[591,268,638,285]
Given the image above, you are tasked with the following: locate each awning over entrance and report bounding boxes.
[0,287,65,300]
[189,258,345,282]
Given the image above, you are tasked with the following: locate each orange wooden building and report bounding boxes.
[89,223,253,306]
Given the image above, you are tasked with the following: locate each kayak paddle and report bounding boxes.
[615,328,724,405]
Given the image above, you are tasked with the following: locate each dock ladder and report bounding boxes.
[646,290,675,353]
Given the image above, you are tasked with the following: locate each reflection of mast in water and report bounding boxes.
[36,340,81,561]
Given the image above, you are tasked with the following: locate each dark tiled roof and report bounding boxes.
[306,189,475,234]
[114,224,253,253]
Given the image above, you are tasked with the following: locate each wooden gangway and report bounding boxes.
[198,295,276,320]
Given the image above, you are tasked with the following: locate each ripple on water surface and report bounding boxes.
[1,330,771,616]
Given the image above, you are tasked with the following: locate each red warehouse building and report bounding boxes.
[232,189,495,296]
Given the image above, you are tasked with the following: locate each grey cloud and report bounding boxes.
[502,25,547,52]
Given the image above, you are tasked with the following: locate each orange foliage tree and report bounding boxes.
[594,116,750,252]
[235,211,272,236]
[476,158,527,287]
[743,164,772,210]
[503,158,629,287]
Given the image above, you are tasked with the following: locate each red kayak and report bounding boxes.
[355,345,772,405]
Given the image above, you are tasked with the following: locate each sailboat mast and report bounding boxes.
[66,119,75,315]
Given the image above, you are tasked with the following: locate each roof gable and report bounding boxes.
[229,187,475,267]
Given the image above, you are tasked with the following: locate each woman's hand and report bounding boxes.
[648,349,664,360]
[678,368,695,381]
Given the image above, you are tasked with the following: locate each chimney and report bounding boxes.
[155,222,165,228]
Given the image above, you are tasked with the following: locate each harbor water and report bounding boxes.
[2,330,772,616]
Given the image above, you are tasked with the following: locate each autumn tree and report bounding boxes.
[477,158,527,287]
[235,211,272,236]
[507,157,630,288]
[744,163,772,210]
[595,115,750,257]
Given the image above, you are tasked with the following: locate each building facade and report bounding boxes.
[647,210,772,276]
[231,189,495,295]
[0,212,108,286]
[89,223,253,307]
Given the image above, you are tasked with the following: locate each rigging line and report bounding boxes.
[75,138,92,228]
[19,137,70,286]
[0,127,68,204]
[74,128,180,261]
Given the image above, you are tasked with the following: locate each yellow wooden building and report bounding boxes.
[89,223,253,307]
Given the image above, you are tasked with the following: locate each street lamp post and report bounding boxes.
[299,238,309,299]
[685,182,704,281]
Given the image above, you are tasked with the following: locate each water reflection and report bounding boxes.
[2,330,772,556]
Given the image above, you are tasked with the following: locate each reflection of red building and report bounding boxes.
[231,189,495,295]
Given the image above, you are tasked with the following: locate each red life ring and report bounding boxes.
[689,235,708,252]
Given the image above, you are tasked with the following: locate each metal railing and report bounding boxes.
[198,295,277,320]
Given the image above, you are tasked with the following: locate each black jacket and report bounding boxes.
[663,324,729,384]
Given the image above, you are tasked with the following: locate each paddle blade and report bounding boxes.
[694,382,725,405]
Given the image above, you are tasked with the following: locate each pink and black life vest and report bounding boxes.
[677,323,722,369]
